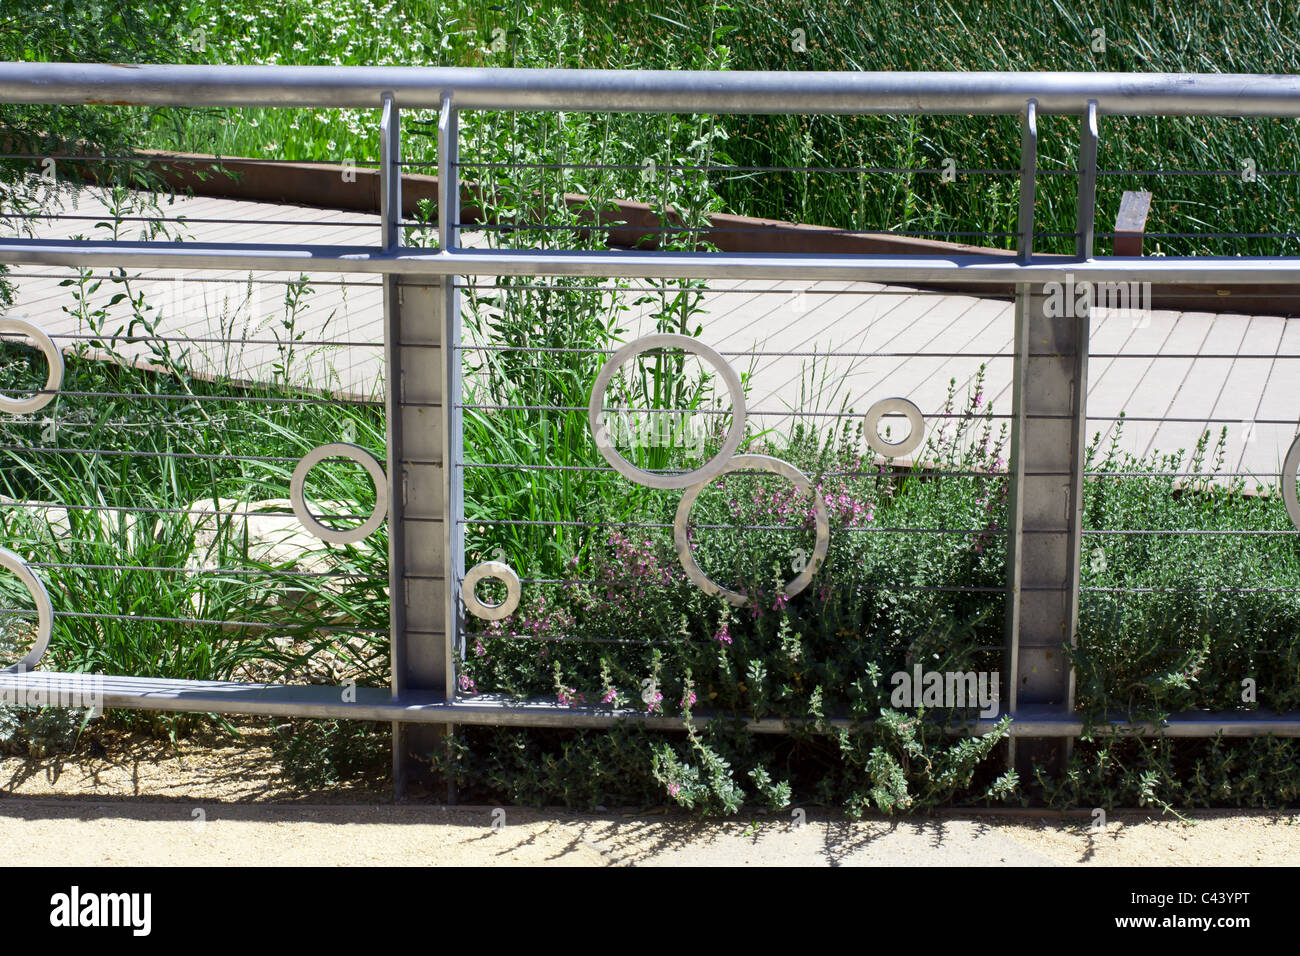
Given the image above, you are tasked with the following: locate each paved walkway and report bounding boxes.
[1,798,1296,866]
[6,185,1297,480]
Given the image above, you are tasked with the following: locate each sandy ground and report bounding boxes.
[1,728,1297,866]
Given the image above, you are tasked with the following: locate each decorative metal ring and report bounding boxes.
[588,333,746,490]
[290,442,389,544]
[1283,433,1300,531]
[673,454,829,606]
[864,397,925,459]
[0,316,64,415]
[0,547,53,673]
[462,561,521,621]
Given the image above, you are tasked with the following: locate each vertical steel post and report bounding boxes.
[1004,100,1037,770]
[1005,100,1096,781]
[438,91,465,721]
[385,90,453,798]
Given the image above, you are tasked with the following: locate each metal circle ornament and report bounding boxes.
[290,442,389,544]
[1283,433,1300,531]
[0,548,54,673]
[0,316,64,415]
[588,333,746,490]
[673,454,830,606]
[462,561,521,621]
[863,397,925,459]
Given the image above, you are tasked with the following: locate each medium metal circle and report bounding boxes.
[588,333,746,490]
[673,454,829,607]
[0,316,64,415]
[1283,433,1300,531]
[864,397,925,459]
[290,442,389,544]
[0,547,53,673]
[462,561,521,621]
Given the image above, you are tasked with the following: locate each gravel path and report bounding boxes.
[1,728,1296,866]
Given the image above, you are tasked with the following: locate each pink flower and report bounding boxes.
[668,783,681,797]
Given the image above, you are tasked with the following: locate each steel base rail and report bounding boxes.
[5,64,1300,116]
[1,672,1296,738]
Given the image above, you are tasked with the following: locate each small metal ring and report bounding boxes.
[864,397,925,459]
[0,316,64,415]
[1283,433,1300,530]
[589,333,746,490]
[0,547,53,673]
[290,442,389,544]
[462,561,521,621]
[673,454,829,606]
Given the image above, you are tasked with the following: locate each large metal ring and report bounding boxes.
[0,316,64,415]
[0,547,53,673]
[290,442,389,544]
[462,561,521,621]
[864,397,925,459]
[588,333,746,490]
[1283,433,1300,530]
[673,454,829,606]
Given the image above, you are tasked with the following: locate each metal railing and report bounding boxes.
[1,64,1300,793]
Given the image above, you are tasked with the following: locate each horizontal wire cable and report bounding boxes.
[6,212,380,227]
[25,560,382,578]
[516,577,1005,592]
[445,160,1032,174]
[1093,231,1300,239]
[2,500,374,520]
[0,444,298,463]
[1081,528,1299,535]
[1080,585,1300,593]
[1086,415,1300,424]
[0,388,382,407]
[455,222,1047,238]
[2,271,385,288]
[457,344,1013,358]
[0,153,380,166]
[462,517,999,533]
[1088,470,1283,477]
[455,282,1006,296]
[459,461,1008,477]
[463,402,1012,419]
[472,630,1009,651]
[1097,169,1300,177]
[0,607,385,630]
[1089,353,1300,360]
[36,331,383,348]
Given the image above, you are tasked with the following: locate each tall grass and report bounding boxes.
[103,0,1300,260]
